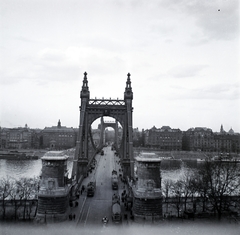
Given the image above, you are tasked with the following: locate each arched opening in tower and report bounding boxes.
[91,117,123,150]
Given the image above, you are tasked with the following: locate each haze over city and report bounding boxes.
[0,0,239,132]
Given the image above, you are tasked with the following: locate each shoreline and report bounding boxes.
[0,149,47,160]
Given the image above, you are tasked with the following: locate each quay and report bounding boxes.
[0,150,46,160]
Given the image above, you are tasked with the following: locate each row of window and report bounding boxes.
[43,134,74,137]
[58,135,73,137]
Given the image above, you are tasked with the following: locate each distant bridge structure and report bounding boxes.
[71,72,134,187]
[99,117,119,147]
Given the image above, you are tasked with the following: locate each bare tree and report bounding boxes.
[170,180,183,218]
[8,184,21,221]
[0,177,14,220]
[15,177,39,220]
[197,161,240,220]
[178,167,196,212]
[162,179,173,214]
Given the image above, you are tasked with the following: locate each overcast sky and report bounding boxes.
[0,0,239,133]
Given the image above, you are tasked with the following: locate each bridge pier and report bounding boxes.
[131,153,163,221]
[36,154,71,223]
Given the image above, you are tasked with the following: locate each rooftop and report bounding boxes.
[41,155,68,161]
[135,152,161,162]
[41,151,68,160]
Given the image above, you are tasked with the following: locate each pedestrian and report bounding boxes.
[81,185,85,192]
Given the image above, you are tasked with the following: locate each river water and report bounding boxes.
[0,158,73,180]
[0,159,42,179]
[0,157,195,181]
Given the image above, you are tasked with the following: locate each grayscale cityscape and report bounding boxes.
[0,1,239,235]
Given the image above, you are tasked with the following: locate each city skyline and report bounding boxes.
[0,0,239,133]
[0,117,238,135]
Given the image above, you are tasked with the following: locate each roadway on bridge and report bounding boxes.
[76,146,129,229]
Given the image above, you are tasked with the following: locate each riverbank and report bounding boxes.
[133,148,240,161]
[0,150,47,160]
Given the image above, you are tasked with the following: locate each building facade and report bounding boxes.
[182,125,240,153]
[144,126,182,150]
[0,124,33,149]
[41,120,77,150]
[213,125,240,153]
[182,127,214,151]
[1,122,239,153]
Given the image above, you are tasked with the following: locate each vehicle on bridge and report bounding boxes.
[87,180,96,197]
[112,202,122,223]
[112,193,122,222]
[112,193,120,204]
[111,170,118,190]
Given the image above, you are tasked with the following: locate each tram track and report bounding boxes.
[77,197,91,226]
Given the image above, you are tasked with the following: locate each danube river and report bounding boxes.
[0,158,74,180]
[0,159,42,179]
[0,157,194,182]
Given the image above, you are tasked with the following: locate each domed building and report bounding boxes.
[228,127,234,134]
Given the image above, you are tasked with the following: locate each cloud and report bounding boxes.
[159,0,239,42]
[168,64,208,78]
[38,48,66,61]
[170,83,240,100]
[0,42,129,86]
[194,2,239,41]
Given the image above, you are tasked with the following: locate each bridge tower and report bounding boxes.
[99,117,119,147]
[72,72,134,186]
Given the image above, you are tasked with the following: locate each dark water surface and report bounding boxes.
[0,159,73,180]
[0,157,194,181]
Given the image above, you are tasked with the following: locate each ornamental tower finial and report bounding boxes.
[126,73,131,89]
[83,72,88,88]
[81,72,90,99]
[124,72,133,100]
